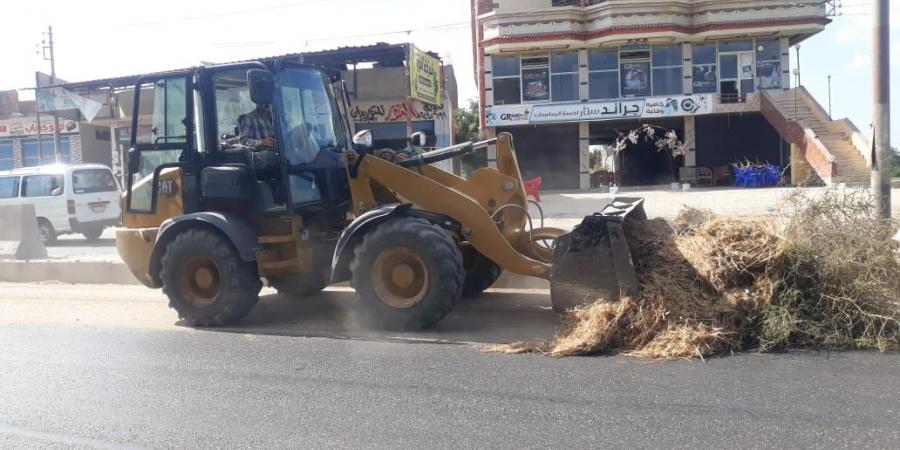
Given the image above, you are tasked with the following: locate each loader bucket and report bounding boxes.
[549,197,648,313]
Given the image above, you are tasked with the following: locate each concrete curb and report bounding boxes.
[0,260,549,290]
[0,261,140,285]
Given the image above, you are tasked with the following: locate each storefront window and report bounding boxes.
[0,140,13,170]
[651,44,683,96]
[551,52,579,102]
[692,43,718,94]
[756,39,782,90]
[589,49,619,99]
[492,55,521,105]
[22,137,70,167]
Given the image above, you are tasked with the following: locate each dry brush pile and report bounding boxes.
[488,189,900,359]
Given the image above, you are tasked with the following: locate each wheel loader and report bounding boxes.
[116,59,646,330]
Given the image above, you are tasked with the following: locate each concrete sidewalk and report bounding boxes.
[2,186,896,285]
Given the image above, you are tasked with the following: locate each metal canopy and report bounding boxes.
[38,43,439,93]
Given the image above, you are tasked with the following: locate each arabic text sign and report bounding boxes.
[642,94,713,118]
[409,45,443,106]
[529,100,644,124]
[0,119,80,138]
[485,105,532,127]
[350,100,447,124]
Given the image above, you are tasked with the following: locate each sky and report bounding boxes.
[1,0,897,145]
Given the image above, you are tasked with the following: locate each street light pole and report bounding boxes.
[872,0,892,218]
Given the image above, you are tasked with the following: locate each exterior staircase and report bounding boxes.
[761,87,871,185]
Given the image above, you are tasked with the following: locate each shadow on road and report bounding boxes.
[186,289,560,345]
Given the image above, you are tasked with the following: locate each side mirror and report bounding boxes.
[353,130,373,149]
[247,69,275,105]
[127,148,140,175]
[51,186,63,196]
[409,131,427,147]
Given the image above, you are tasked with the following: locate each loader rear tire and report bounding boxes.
[350,218,463,330]
[160,228,262,327]
[461,251,502,298]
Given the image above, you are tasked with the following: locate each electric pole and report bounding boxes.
[827,75,832,118]
[46,26,60,163]
[872,0,891,218]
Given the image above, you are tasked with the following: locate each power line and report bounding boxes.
[117,0,339,27]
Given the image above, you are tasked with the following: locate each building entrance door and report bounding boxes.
[719,51,755,102]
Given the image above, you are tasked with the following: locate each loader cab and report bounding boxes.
[124,63,353,225]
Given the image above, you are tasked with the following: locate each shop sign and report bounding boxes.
[756,61,782,90]
[530,100,644,124]
[349,100,447,124]
[621,62,651,97]
[485,105,532,127]
[36,87,103,122]
[522,68,550,102]
[409,45,443,106]
[0,118,79,138]
[642,94,713,118]
[692,65,718,93]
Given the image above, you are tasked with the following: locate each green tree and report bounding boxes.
[891,146,900,178]
[454,100,486,177]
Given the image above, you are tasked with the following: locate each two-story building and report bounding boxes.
[472,0,870,189]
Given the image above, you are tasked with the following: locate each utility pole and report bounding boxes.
[872,0,892,218]
[45,26,61,163]
[827,75,832,118]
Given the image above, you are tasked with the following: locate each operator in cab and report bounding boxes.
[238,103,277,150]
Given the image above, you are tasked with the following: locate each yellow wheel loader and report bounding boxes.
[116,60,646,330]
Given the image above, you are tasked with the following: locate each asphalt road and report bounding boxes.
[1,283,899,449]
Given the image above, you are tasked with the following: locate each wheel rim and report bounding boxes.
[180,256,222,307]
[39,223,51,242]
[371,246,429,309]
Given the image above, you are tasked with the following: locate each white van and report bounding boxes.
[0,164,122,243]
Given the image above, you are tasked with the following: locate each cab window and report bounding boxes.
[277,69,342,165]
[0,176,19,199]
[213,69,256,147]
[135,78,188,146]
[73,169,118,194]
[22,175,64,198]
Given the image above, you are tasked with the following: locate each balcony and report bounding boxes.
[478,0,828,50]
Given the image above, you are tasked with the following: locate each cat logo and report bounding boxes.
[157,179,178,197]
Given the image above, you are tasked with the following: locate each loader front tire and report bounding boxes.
[160,228,262,327]
[350,218,463,330]
[461,251,502,298]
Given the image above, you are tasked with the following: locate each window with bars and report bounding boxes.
[21,137,71,167]
[0,140,13,170]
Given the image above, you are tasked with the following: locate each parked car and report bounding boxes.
[0,164,122,244]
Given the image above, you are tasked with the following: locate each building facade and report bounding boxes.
[472,0,844,189]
